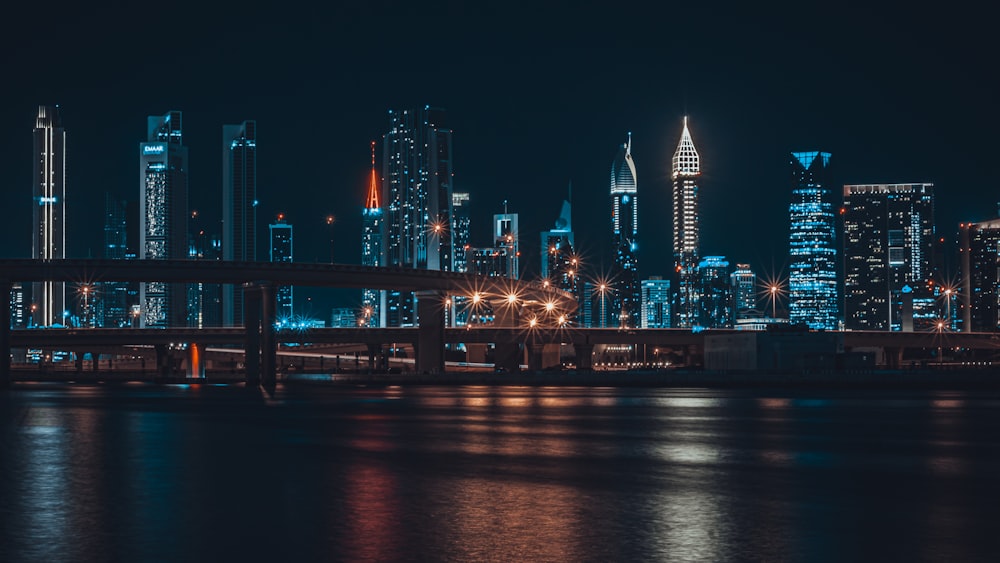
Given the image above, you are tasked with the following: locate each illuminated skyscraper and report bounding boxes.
[494,210,519,278]
[843,184,935,331]
[541,196,579,302]
[361,142,382,327]
[101,194,135,328]
[453,192,471,274]
[381,106,453,327]
[139,111,188,328]
[672,117,700,328]
[270,217,293,320]
[960,217,1000,332]
[788,151,837,329]
[731,263,756,321]
[640,277,671,328]
[222,120,257,326]
[32,105,66,327]
[611,134,639,328]
[698,256,733,328]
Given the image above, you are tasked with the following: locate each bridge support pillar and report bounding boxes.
[574,343,594,371]
[154,344,170,381]
[187,343,205,378]
[466,343,487,364]
[885,346,904,369]
[0,281,9,387]
[527,341,561,372]
[259,284,277,389]
[416,291,445,374]
[243,284,261,387]
[366,343,381,373]
[493,301,521,373]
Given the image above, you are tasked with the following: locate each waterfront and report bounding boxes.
[2,383,999,561]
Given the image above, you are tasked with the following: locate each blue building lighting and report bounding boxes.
[788,151,837,330]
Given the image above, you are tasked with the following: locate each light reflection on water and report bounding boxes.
[2,384,999,561]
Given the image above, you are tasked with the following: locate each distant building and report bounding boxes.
[32,105,66,327]
[187,214,222,328]
[469,247,511,278]
[672,117,701,328]
[610,135,640,328]
[222,120,257,326]
[640,277,671,328]
[731,263,756,322]
[330,308,357,328]
[541,196,580,306]
[451,191,471,326]
[843,183,935,331]
[9,283,25,328]
[139,111,188,328]
[494,210,519,279]
[960,217,1000,332]
[788,151,837,330]
[698,256,733,328]
[270,218,294,320]
[361,142,382,327]
[382,106,453,327]
[101,193,136,328]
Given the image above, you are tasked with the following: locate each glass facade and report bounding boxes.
[843,183,934,331]
[610,134,640,328]
[960,218,1000,332]
[32,105,66,327]
[493,213,519,279]
[640,277,671,328]
[672,118,701,328]
[270,220,294,320]
[698,256,733,328]
[222,120,257,326]
[788,151,837,329]
[542,198,580,320]
[361,143,382,327]
[731,263,756,321]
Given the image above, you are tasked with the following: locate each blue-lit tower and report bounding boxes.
[361,141,382,327]
[139,111,188,328]
[222,120,257,326]
[698,256,733,328]
[270,216,293,320]
[788,151,837,329]
[641,277,671,328]
[672,117,701,328]
[32,105,66,327]
[611,134,640,328]
[541,195,580,305]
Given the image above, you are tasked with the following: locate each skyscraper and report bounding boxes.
[610,134,640,328]
[270,217,293,320]
[139,111,188,328]
[731,263,756,321]
[494,210,519,278]
[541,196,579,303]
[788,151,837,330]
[960,217,1000,332]
[698,256,733,328]
[843,183,935,331]
[640,277,671,328]
[222,120,257,326]
[381,106,453,327]
[452,192,471,274]
[361,141,382,327]
[672,117,701,328]
[32,105,66,327]
[101,193,134,328]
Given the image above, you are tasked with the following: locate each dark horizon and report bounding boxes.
[3,3,995,314]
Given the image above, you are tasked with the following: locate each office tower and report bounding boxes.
[698,256,733,328]
[270,217,294,320]
[641,277,671,328]
[222,120,257,326]
[32,105,66,327]
[187,211,222,328]
[101,194,134,328]
[541,197,580,302]
[330,308,357,328]
[788,151,837,330]
[960,217,1000,332]
[610,135,640,328]
[361,142,382,327]
[382,106,454,327]
[494,210,519,279]
[139,111,189,328]
[672,117,701,328]
[10,283,25,328]
[469,247,512,278]
[453,192,471,273]
[843,184,935,331]
[731,263,756,321]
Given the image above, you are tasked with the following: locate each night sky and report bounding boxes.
[2,3,995,313]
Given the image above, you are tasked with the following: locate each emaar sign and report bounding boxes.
[143,144,166,155]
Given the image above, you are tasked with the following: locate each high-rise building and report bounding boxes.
[731,263,756,321]
[381,106,453,327]
[222,120,257,326]
[270,217,294,320]
[960,217,1000,332]
[187,211,222,328]
[469,247,511,278]
[101,194,135,328]
[541,197,580,304]
[843,184,935,331]
[494,210,519,279]
[788,151,837,330]
[361,142,382,327]
[139,111,188,328]
[32,105,66,327]
[640,277,671,328]
[9,283,26,328]
[672,117,701,328]
[451,191,471,326]
[698,256,733,328]
[611,134,640,328]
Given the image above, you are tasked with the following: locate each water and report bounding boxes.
[2,382,999,562]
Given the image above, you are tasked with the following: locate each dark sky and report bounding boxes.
[2,3,996,313]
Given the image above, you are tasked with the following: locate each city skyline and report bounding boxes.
[2,5,996,317]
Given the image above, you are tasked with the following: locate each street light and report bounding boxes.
[598,283,608,328]
[325,215,335,263]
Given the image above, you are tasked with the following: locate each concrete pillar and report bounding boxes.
[466,343,487,364]
[885,346,904,369]
[155,344,170,380]
[260,284,277,389]
[526,342,545,372]
[92,352,99,372]
[415,290,445,374]
[366,343,381,373]
[0,281,10,387]
[573,343,594,371]
[493,300,521,373]
[243,284,261,387]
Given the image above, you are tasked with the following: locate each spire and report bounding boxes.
[610,133,637,194]
[672,116,700,178]
[626,131,632,156]
[365,140,380,209]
